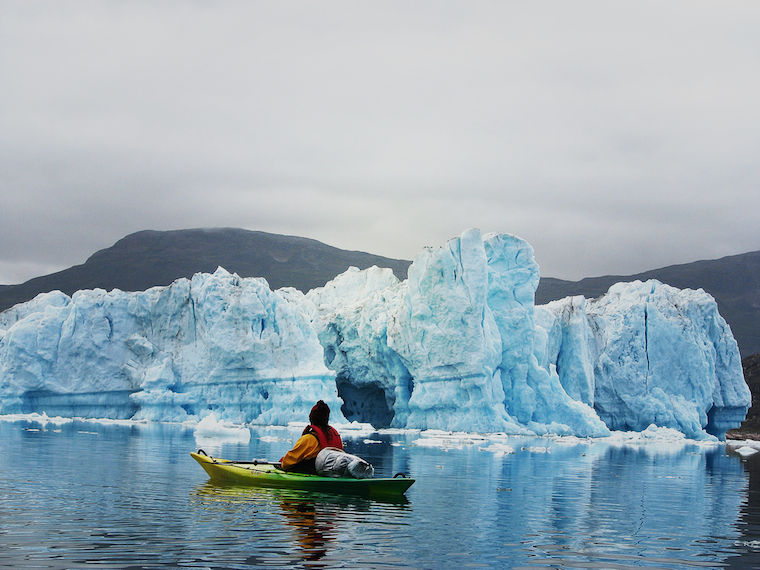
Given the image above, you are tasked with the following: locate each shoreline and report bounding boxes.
[727,431,760,442]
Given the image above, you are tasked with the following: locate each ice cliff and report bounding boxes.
[0,272,344,425]
[0,229,750,439]
[536,282,750,439]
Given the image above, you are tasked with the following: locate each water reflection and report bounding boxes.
[280,497,333,563]
[5,418,760,570]
[404,435,752,569]
[723,449,760,569]
[192,483,340,563]
[191,481,411,567]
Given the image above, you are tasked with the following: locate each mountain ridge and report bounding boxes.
[0,228,412,312]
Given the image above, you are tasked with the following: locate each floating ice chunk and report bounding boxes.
[193,414,251,443]
[639,424,687,440]
[259,435,287,443]
[521,446,551,453]
[412,430,491,450]
[412,437,466,450]
[0,412,73,426]
[335,421,377,438]
[479,443,515,456]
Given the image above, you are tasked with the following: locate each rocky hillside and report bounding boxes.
[728,354,760,438]
[0,228,411,312]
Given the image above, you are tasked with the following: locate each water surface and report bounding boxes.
[2,418,760,569]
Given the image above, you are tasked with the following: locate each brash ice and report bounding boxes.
[0,229,750,440]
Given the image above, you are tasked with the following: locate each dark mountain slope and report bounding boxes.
[536,250,760,357]
[0,228,412,312]
[729,353,760,436]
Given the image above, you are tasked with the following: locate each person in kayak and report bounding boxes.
[280,400,343,473]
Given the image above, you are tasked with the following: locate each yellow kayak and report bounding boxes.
[191,451,415,498]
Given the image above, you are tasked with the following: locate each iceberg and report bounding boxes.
[0,230,750,439]
[537,280,750,439]
[0,269,344,426]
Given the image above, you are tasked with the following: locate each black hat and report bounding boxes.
[309,400,330,425]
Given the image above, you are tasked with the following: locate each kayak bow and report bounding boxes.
[190,450,415,497]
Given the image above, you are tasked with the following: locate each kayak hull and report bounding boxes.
[190,452,415,497]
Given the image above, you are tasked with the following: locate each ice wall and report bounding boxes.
[0,230,750,439]
[290,230,748,439]
[0,269,343,425]
[538,281,750,439]
[289,265,413,430]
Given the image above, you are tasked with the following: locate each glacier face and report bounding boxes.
[533,280,749,440]
[0,270,344,426]
[0,230,751,439]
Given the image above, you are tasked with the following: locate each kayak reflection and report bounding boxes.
[192,480,410,506]
[191,481,411,565]
[279,496,334,563]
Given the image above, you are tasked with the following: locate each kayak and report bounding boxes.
[190,451,415,497]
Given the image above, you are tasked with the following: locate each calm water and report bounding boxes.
[2,418,760,570]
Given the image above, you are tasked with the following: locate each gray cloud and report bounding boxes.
[2,1,759,285]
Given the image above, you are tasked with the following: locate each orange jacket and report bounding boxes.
[280,425,343,472]
[280,433,321,470]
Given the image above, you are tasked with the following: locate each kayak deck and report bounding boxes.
[190,451,415,497]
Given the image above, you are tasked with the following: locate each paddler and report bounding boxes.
[280,400,343,473]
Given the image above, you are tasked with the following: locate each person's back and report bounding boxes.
[280,400,343,473]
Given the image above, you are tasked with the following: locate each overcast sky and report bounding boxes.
[1,1,759,286]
